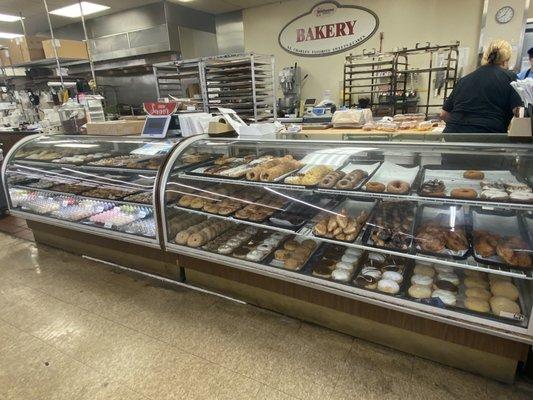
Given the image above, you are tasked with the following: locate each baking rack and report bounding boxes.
[342,49,408,116]
[153,59,206,111]
[201,53,276,122]
[395,42,460,118]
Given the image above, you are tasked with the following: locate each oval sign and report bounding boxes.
[278,1,379,57]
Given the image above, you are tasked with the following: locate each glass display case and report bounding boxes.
[2,135,183,247]
[160,136,533,342]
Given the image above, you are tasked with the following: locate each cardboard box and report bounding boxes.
[508,117,532,137]
[86,120,146,136]
[43,39,88,60]
[8,36,47,65]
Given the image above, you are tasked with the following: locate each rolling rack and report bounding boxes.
[394,42,460,117]
[152,59,206,111]
[342,50,408,116]
[201,53,276,122]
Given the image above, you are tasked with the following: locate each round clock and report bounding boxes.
[495,6,515,24]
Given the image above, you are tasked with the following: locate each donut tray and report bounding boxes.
[413,204,471,260]
[470,208,533,271]
[318,161,381,192]
[351,251,412,298]
[361,161,421,196]
[311,198,377,243]
[361,200,418,253]
[267,236,321,272]
[418,165,531,204]
[303,242,364,283]
[269,195,335,230]
[404,267,528,325]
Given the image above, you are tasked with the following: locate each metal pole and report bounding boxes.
[42,0,64,89]
[18,12,27,36]
[77,0,97,91]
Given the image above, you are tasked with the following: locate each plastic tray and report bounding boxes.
[413,204,471,260]
[470,208,532,270]
[362,161,420,195]
[267,236,321,272]
[362,200,417,253]
[312,198,376,243]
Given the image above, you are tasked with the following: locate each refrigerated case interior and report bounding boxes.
[160,137,533,342]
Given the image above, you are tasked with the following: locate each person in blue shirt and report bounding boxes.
[517,47,533,79]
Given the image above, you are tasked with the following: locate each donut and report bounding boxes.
[319,176,336,188]
[366,182,386,192]
[284,240,299,251]
[463,170,485,180]
[336,179,354,190]
[446,231,469,252]
[187,232,205,247]
[450,188,477,199]
[386,180,410,194]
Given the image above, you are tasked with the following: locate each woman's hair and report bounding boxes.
[482,39,512,66]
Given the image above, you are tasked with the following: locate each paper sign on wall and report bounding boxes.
[278,1,379,57]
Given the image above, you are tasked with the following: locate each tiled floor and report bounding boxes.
[0,231,531,400]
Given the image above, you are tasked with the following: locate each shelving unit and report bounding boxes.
[202,53,276,122]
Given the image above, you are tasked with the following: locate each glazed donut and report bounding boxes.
[386,180,411,194]
[450,188,478,199]
[187,232,206,247]
[336,178,354,190]
[366,182,386,192]
[463,170,485,180]
[446,231,469,251]
[319,175,337,188]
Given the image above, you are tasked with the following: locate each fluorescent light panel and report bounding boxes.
[0,32,23,39]
[0,13,22,22]
[49,2,110,18]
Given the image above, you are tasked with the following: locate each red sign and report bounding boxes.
[143,102,178,115]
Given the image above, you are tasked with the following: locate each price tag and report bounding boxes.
[499,311,525,321]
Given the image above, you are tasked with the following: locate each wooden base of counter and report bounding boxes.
[180,254,529,384]
[27,221,180,280]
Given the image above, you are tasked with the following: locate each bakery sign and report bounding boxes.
[278,1,379,57]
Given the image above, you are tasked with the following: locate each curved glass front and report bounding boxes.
[161,137,533,338]
[3,135,181,245]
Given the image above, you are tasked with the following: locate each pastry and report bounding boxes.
[434,280,458,293]
[464,277,489,289]
[301,239,317,250]
[413,264,435,278]
[408,284,432,299]
[438,273,460,286]
[382,271,403,283]
[368,253,386,262]
[218,245,233,254]
[341,254,359,264]
[361,267,382,280]
[275,250,291,261]
[284,258,301,270]
[490,281,519,301]
[509,191,533,203]
[450,188,478,199]
[355,275,378,289]
[284,165,332,186]
[464,270,487,279]
[420,180,446,197]
[463,170,485,180]
[369,201,414,250]
[465,287,491,301]
[312,264,333,278]
[365,182,386,192]
[488,274,511,283]
[335,262,354,271]
[410,274,433,286]
[434,265,454,274]
[481,189,509,201]
[344,248,363,257]
[377,279,400,294]
[313,208,368,241]
[490,296,520,316]
[464,297,490,313]
[331,269,351,282]
[284,240,299,251]
[386,180,411,194]
[431,289,457,306]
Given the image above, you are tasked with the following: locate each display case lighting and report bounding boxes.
[49,2,110,18]
[0,13,23,22]
[0,32,23,39]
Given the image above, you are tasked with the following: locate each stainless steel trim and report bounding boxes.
[168,243,533,343]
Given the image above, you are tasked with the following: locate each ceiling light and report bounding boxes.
[49,2,110,18]
[0,32,23,39]
[0,13,23,22]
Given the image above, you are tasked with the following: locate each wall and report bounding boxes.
[243,0,485,105]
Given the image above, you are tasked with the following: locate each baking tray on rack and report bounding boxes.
[413,204,471,260]
[404,266,528,326]
[312,197,376,243]
[361,200,417,253]
[362,161,421,195]
[418,165,531,202]
[470,208,532,270]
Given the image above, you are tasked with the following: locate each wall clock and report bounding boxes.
[495,6,515,24]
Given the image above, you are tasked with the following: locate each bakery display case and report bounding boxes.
[2,135,183,247]
[161,137,533,342]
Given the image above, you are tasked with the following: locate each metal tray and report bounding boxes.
[267,236,321,272]
[362,162,421,196]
